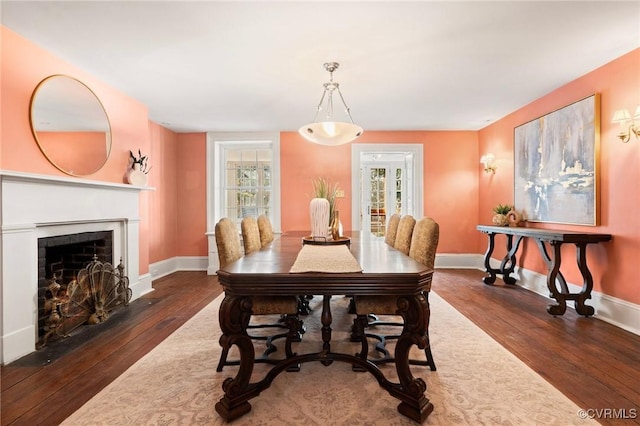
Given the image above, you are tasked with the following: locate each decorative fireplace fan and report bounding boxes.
[39,257,131,348]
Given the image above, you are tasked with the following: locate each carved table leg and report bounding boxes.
[393,294,434,422]
[481,232,498,284]
[321,295,333,366]
[350,314,369,372]
[215,295,256,421]
[544,241,568,316]
[534,240,571,316]
[499,235,524,285]
[481,232,523,285]
[574,243,595,316]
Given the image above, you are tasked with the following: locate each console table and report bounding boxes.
[476,225,612,316]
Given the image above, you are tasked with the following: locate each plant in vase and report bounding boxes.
[127,149,151,186]
[311,177,342,240]
[492,203,512,226]
[129,149,151,174]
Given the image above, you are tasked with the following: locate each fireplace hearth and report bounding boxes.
[37,232,131,347]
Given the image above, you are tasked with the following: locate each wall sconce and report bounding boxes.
[480,153,497,174]
[612,106,640,143]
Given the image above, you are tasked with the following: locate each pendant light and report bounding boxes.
[299,62,363,146]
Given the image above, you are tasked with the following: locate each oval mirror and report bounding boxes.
[29,75,112,176]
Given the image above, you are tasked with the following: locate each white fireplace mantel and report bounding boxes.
[0,171,153,364]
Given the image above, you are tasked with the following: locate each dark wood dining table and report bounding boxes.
[214,231,434,423]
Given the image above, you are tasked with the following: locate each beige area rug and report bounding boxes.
[62,293,596,425]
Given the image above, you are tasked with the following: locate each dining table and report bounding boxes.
[214,230,434,423]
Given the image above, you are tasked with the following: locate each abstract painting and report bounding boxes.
[514,94,600,225]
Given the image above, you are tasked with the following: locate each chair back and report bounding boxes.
[257,214,275,247]
[393,215,416,255]
[215,218,242,268]
[384,213,401,246]
[409,217,440,270]
[241,216,262,255]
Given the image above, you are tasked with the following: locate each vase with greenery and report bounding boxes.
[492,203,512,226]
[311,177,341,226]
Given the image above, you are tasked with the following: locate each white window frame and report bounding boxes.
[207,132,281,232]
[205,132,281,274]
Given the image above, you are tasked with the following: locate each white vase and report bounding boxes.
[310,198,330,239]
[127,163,148,186]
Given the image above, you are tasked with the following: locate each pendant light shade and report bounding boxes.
[299,62,363,146]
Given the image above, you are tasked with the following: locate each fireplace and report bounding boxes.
[0,171,152,364]
[37,231,120,345]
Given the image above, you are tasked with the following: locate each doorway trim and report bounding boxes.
[351,144,424,231]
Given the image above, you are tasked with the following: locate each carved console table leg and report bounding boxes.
[393,294,434,422]
[481,232,523,285]
[481,232,498,284]
[543,241,568,316]
[215,295,256,421]
[535,238,569,299]
[574,242,596,316]
[499,234,524,284]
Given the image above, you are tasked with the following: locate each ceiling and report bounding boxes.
[2,1,639,133]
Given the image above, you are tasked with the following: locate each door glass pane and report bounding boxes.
[394,167,402,214]
[370,168,386,237]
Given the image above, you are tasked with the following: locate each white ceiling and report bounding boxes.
[2,1,639,133]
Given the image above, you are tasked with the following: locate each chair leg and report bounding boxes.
[423,337,436,371]
[217,314,306,372]
[350,314,369,372]
[353,314,436,370]
[283,314,304,372]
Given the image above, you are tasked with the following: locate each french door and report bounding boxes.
[361,162,406,237]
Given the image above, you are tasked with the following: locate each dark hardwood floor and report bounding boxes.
[2,269,639,425]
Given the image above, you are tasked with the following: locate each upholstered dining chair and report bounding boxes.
[241,216,262,254]
[384,213,401,246]
[393,214,416,255]
[257,214,275,247]
[215,217,303,372]
[215,217,243,267]
[352,216,439,371]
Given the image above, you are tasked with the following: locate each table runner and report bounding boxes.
[289,244,363,273]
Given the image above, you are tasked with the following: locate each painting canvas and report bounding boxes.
[514,94,600,226]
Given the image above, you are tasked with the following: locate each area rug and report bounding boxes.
[62,292,596,425]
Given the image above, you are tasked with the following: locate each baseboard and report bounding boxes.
[437,253,639,336]
[149,256,208,280]
[149,253,640,336]
[512,265,640,336]
[435,253,485,269]
[134,273,154,298]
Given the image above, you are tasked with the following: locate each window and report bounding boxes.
[207,133,281,233]
[224,150,271,223]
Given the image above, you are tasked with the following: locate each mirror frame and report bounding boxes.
[29,74,112,176]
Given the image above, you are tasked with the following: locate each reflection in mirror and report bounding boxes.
[29,75,112,176]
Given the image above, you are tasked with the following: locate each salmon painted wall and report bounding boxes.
[280,130,479,253]
[176,133,208,256]
[148,122,178,263]
[478,48,640,304]
[1,26,152,274]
